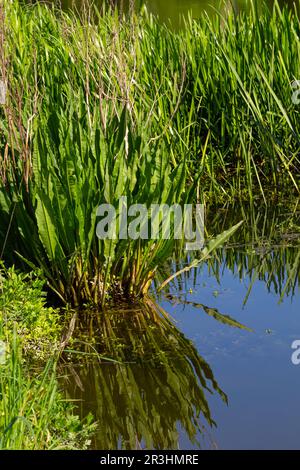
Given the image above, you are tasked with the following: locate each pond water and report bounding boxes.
[47,0,296,26]
[61,202,300,449]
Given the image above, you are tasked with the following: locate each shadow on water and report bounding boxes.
[167,200,300,304]
[60,298,230,450]
[26,1,300,28]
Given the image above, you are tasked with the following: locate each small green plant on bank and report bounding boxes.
[0,263,63,358]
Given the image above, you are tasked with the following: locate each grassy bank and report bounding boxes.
[2,0,299,196]
[0,1,299,306]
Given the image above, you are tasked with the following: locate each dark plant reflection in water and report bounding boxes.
[42,1,299,22]
[60,299,230,449]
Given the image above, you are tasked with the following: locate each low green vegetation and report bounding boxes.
[1,1,299,306]
[0,338,96,449]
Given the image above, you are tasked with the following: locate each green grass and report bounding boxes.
[61,299,229,449]
[0,267,96,449]
[0,0,299,306]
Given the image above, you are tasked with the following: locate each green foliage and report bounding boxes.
[0,0,193,305]
[166,200,300,303]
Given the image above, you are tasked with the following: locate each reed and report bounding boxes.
[61,300,229,449]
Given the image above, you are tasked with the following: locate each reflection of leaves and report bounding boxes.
[61,299,228,449]
[159,221,243,291]
[280,250,300,303]
[203,203,300,301]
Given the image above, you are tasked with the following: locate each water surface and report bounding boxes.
[61,202,300,449]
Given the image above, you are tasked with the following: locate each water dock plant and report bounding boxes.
[0,1,299,307]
